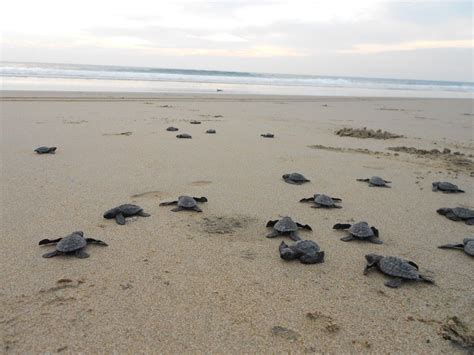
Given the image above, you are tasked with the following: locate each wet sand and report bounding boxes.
[1,92,473,353]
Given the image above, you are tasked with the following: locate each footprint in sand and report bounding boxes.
[131,190,166,199]
[190,180,212,186]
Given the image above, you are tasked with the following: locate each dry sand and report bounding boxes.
[1,92,473,354]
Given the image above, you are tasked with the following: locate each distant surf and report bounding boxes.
[1,61,473,98]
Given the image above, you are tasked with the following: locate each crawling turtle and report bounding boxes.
[266,217,312,241]
[190,120,201,124]
[39,231,107,259]
[103,204,151,225]
[206,129,216,134]
[160,195,208,212]
[177,133,192,139]
[35,146,57,154]
[166,126,179,131]
[279,240,325,264]
[437,207,474,225]
[357,176,391,187]
[432,181,464,193]
[282,173,310,185]
[300,194,342,208]
[261,133,274,138]
[364,254,434,288]
[438,238,474,256]
[333,221,383,244]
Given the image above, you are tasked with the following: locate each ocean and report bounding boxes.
[1,61,473,98]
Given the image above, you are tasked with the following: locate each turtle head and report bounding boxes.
[282,174,289,179]
[49,147,57,152]
[103,208,118,219]
[72,231,84,237]
[365,253,383,266]
[436,208,450,216]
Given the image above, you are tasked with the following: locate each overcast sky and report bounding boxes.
[1,0,472,81]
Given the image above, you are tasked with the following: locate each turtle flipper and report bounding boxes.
[193,206,203,212]
[332,205,342,209]
[296,223,312,231]
[115,213,126,225]
[289,232,301,241]
[39,238,62,245]
[193,197,208,203]
[333,223,351,230]
[266,220,278,228]
[368,236,383,244]
[363,264,375,275]
[137,211,151,217]
[311,204,322,209]
[419,274,435,284]
[284,179,297,184]
[331,197,342,202]
[300,197,314,202]
[357,178,369,182]
[42,250,60,258]
[75,249,90,259]
[159,200,178,206]
[385,277,403,288]
[171,207,184,212]
[340,235,355,242]
[266,230,279,238]
[300,251,324,264]
[465,218,474,225]
[445,211,461,221]
[438,243,464,250]
[86,238,108,246]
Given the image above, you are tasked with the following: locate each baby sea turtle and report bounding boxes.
[437,207,474,225]
[333,221,383,244]
[103,204,151,225]
[266,217,312,241]
[159,195,208,212]
[166,127,179,131]
[357,176,391,187]
[438,238,474,256]
[206,129,216,134]
[190,120,201,124]
[177,133,192,139]
[279,240,325,264]
[364,254,434,288]
[39,231,107,259]
[282,173,310,185]
[300,194,342,208]
[432,181,464,193]
[261,133,274,138]
[35,146,57,154]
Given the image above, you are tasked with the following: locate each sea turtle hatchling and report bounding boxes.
[261,133,274,138]
[266,217,312,241]
[39,231,107,259]
[282,173,310,185]
[333,221,383,244]
[357,176,391,187]
[279,240,325,264]
[176,133,192,139]
[166,127,179,131]
[206,129,216,134]
[364,254,434,288]
[35,146,57,154]
[103,204,151,225]
[190,120,201,124]
[432,181,464,193]
[438,238,474,256]
[159,195,208,212]
[300,194,342,208]
[437,207,474,225]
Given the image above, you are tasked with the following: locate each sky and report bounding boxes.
[1,0,473,81]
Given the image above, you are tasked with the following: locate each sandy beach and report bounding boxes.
[1,92,473,353]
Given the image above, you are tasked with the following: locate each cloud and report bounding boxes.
[188,33,249,43]
[341,39,474,54]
